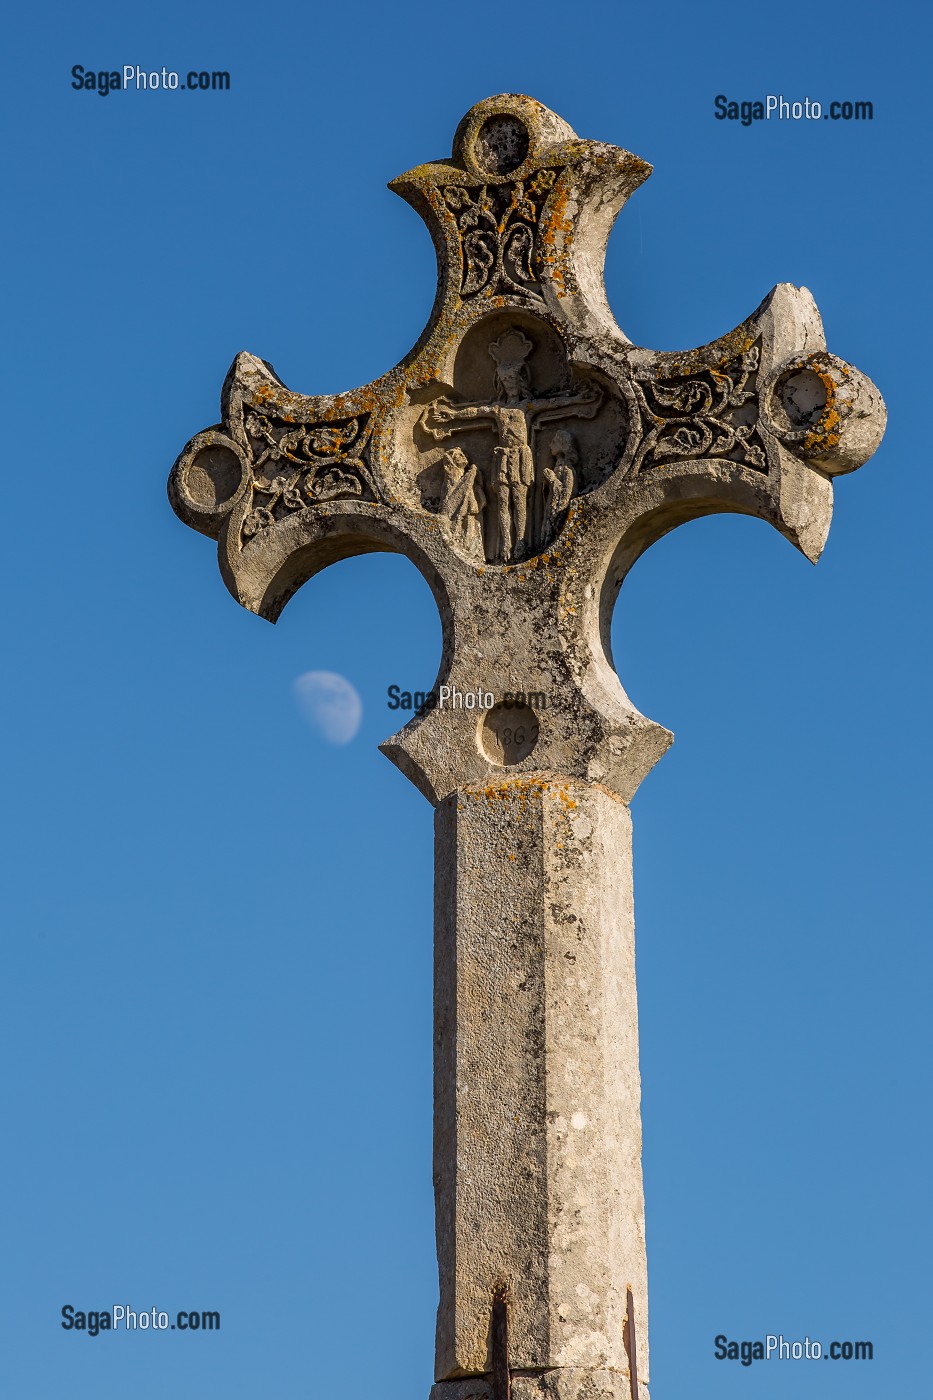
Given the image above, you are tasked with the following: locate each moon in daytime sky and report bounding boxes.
[293,671,363,745]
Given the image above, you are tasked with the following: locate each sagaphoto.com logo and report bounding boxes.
[71,65,231,96]
[714,93,873,126]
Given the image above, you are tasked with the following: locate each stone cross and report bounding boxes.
[167,95,885,1400]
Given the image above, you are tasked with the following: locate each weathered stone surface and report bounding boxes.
[435,782,645,1388]
[166,94,885,1397]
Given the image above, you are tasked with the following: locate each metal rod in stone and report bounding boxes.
[624,1287,640,1400]
[490,1284,511,1400]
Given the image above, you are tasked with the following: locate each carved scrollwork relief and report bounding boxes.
[443,169,558,299]
[632,343,767,474]
[236,409,379,545]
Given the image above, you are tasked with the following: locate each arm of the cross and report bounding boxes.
[167,93,885,806]
[572,278,886,591]
[530,380,603,423]
[420,400,499,438]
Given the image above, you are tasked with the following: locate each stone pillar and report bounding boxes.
[432,778,648,1400]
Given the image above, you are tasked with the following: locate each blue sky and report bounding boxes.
[2,2,929,1397]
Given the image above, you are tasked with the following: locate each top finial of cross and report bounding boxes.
[168,95,885,804]
[389,92,652,335]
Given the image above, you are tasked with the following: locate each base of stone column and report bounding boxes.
[430,1369,646,1400]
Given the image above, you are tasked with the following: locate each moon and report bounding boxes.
[293,671,363,745]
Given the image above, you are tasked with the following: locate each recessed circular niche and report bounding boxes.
[474,114,530,175]
[770,367,828,431]
[480,701,539,766]
[183,442,244,510]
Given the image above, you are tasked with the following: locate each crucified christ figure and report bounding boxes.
[420,329,603,561]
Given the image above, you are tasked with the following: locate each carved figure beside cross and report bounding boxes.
[168,94,885,1400]
[437,446,487,559]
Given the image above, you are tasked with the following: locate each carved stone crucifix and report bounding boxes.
[420,326,604,561]
[167,95,885,1400]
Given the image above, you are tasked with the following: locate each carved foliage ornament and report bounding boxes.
[632,344,766,473]
[240,409,377,544]
[443,169,557,299]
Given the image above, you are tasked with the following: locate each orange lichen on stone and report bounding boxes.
[537,178,573,298]
[658,328,756,381]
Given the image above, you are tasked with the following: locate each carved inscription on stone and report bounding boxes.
[409,316,627,564]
